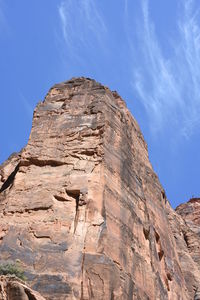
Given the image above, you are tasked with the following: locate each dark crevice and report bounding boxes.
[79,150,95,156]
[0,164,19,193]
[88,277,94,298]
[66,190,80,234]
[143,227,150,240]
[167,272,172,281]
[161,190,167,204]
[111,290,115,300]
[54,195,69,202]
[80,253,86,300]
[155,231,160,243]
[164,277,170,291]
[158,249,164,261]
[161,191,166,200]
[21,158,65,167]
[183,231,189,247]
[24,206,52,213]
[6,205,52,215]
[66,190,80,202]
[25,288,37,300]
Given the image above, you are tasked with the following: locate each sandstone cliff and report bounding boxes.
[0,77,200,299]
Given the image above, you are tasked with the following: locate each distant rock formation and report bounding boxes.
[176,198,200,233]
[0,77,200,299]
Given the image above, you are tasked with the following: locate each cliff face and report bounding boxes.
[0,77,200,299]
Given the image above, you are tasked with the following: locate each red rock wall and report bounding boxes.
[0,78,199,299]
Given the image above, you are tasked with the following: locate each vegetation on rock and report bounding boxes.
[0,261,26,281]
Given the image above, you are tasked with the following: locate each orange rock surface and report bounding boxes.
[0,78,200,299]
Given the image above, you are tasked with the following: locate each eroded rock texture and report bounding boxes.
[174,198,200,298]
[0,275,45,300]
[0,77,200,299]
[176,198,200,234]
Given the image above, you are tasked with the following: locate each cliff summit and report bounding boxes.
[0,77,200,299]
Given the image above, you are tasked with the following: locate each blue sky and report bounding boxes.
[0,0,200,208]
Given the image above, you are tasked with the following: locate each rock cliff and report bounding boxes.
[0,77,200,299]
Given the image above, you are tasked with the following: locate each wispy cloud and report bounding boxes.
[58,0,107,59]
[130,0,200,138]
[58,0,200,139]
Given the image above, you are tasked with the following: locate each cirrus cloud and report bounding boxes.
[130,0,200,138]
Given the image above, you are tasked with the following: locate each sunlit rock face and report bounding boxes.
[176,198,200,234]
[174,198,200,297]
[0,77,199,299]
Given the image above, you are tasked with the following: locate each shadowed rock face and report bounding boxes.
[0,77,200,299]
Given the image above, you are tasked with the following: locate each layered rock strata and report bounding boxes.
[0,77,200,299]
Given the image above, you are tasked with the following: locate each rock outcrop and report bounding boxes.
[0,276,45,300]
[174,198,200,298]
[0,77,200,299]
[176,198,200,235]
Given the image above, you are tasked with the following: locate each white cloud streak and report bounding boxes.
[58,0,107,58]
[58,0,200,139]
[131,0,200,138]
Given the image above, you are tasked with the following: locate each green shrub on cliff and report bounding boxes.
[0,261,26,281]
